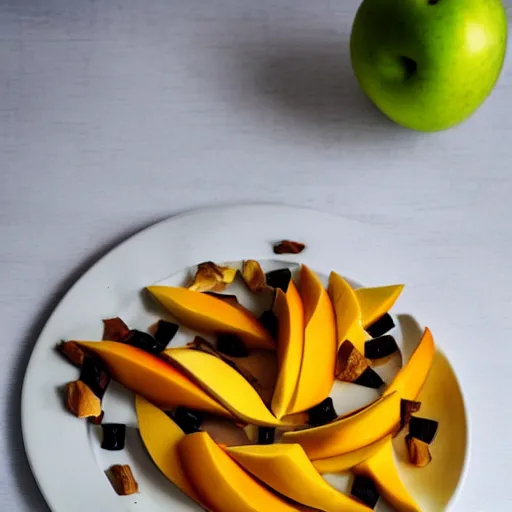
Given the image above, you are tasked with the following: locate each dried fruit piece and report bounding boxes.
[354,367,385,389]
[242,260,268,292]
[259,310,278,339]
[409,416,439,444]
[217,333,249,357]
[172,407,204,434]
[108,464,139,495]
[124,329,164,354]
[189,261,237,292]
[364,335,399,359]
[66,381,102,418]
[273,240,306,254]
[57,341,86,367]
[307,397,337,427]
[102,317,130,342]
[406,435,432,468]
[399,399,421,431]
[266,268,292,292]
[351,475,379,509]
[154,320,179,347]
[80,356,110,399]
[101,423,126,451]
[257,427,276,445]
[365,313,395,338]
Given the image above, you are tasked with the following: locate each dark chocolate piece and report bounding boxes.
[265,268,292,293]
[364,335,399,359]
[365,313,395,338]
[101,423,126,451]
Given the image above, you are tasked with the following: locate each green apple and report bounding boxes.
[350,0,507,131]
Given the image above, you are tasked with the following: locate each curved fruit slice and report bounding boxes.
[147,286,274,350]
[354,435,420,512]
[384,327,435,401]
[271,282,305,419]
[135,395,205,507]
[76,341,230,417]
[312,435,389,474]
[355,285,404,329]
[163,348,281,426]
[289,265,337,414]
[281,391,400,459]
[226,444,370,512]
[328,272,368,354]
[178,432,298,512]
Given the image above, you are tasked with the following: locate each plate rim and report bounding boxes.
[20,203,470,512]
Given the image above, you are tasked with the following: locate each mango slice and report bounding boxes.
[226,444,370,512]
[355,285,404,329]
[163,348,282,426]
[271,282,305,419]
[327,272,369,354]
[147,286,274,350]
[354,435,421,512]
[288,265,337,414]
[178,432,298,512]
[281,391,401,460]
[76,341,230,417]
[384,327,435,400]
[135,395,205,507]
[312,435,390,474]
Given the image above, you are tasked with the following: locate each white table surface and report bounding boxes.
[1,1,511,510]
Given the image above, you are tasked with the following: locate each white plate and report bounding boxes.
[21,204,469,512]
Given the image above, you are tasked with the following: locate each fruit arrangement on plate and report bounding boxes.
[57,242,439,512]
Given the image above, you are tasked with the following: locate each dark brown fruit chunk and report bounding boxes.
[102,317,130,342]
[124,329,163,354]
[257,427,276,445]
[172,407,204,434]
[364,335,398,359]
[409,416,439,444]
[406,435,432,467]
[265,268,292,292]
[351,475,380,508]
[273,240,306,254]
[307,397,337,427]
[365,313,395,338]
[80,356,110,399]
[56,340,86,367]
[217,334,249,357]
[353,367,385,389]
[154,320,179,347]
[101,423,126,451]
[400,399,421,431]
[259,309,278,339]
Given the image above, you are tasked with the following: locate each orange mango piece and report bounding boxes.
[288,265,336,414]
[355,284,404,328]
[227,444,370,512]
[271,282,305,419]
[147,286,274,350]
[178,432,298,512]
[384,327,435,401]
[312,435,390,474]
[135,395,206,507]
[327,272,369,354]
[354,435,421,512]
[76,341,230,417]
[282,391,401,460]
[163,348,282,426]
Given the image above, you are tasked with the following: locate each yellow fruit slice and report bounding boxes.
[355,285,404,328]
[281,392,401,460]
[135,395,205,507]
[75,341,230,417]
[163,348,281,426]
[178,432,298,512]
[271,282,305,419]
[288,266,336,414]
[226,444,370,512]
[385,327,435,400]
[354,435,421,512]
[327,272,369,354]
[312,435,390,474]
[147,286,274,350]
